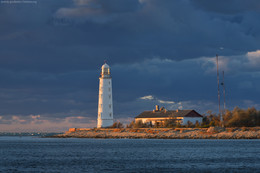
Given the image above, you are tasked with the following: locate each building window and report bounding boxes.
[110,113,112,117]
[108,88,110,91]
[109,104,111,108]
[109,95,111,99]
[109,81,110,85]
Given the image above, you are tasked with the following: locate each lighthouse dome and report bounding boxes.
[101,63,110,76]
[102,63,110,69]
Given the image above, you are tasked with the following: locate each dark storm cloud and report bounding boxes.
[56,0,142,16]
[112,55,260,116]
[192,0,260,14]
[0,68,98,115]
[1,0,260,73]
[1,0,260,130]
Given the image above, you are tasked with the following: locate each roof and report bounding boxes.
[135,110,203,119]
[102,63,110,69]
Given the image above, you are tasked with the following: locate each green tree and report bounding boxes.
[225,107,260,127]
[223,110,232,126]
[201,116,210,127]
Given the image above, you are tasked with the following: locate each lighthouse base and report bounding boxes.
[97,119,113,128]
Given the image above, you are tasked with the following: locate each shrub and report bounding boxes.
[110,122,124,128]
[127,121,135,128]
[186,121,195,128]
[133,120,146,128]
[195,121,200,128]
[163,119,176,128]
[202,107,260,127]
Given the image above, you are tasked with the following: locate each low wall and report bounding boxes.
[68,128,92,132]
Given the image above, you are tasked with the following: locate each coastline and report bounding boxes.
[50,127,260,139]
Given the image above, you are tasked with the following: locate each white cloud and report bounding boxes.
[201,49,260,75]
[247,50,260,57]
[158,100,175,104]
[31,115,40,119]
[139,95,177,108]
[140,95,175,105]
[12,116,27,123]
[247,50,260,68]
[139,95,154,100]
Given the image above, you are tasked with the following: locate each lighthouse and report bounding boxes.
[97,63,114,128]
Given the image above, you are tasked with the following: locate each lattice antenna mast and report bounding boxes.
[222,71,226,112]
[216,54,223,126]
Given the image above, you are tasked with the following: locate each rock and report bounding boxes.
[49,127,260,139]
[207,126,225,133]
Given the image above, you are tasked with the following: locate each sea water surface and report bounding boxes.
[0,137,260,173]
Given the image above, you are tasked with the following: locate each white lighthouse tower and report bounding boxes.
[97,63,114,128]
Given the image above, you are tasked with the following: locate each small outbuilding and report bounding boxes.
[135,105,203,126]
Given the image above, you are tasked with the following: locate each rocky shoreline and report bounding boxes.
[50,127,260,139]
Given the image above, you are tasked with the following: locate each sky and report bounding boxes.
[1,0,260,132]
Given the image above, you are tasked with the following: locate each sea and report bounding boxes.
[0,137,260,173]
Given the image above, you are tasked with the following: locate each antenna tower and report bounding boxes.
[221,71,226,112]
[216,54,223,126]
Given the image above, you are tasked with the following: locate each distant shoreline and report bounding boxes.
[50,127,260,139]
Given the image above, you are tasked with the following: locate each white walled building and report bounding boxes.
[97,63,114,128]
[135,105,203,126]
